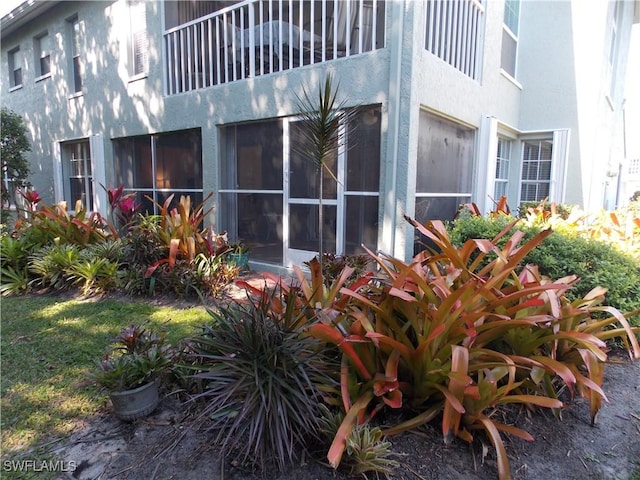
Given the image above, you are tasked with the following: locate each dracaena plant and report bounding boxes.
[305,216,639,480]
[183,287,336,472]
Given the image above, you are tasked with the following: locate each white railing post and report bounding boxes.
[299,0,304,66]
[357,0,363,54]
[232,12,238,81]
[288,0,294,69]
[371,0,377,50]
[179,29,186,93]
[215,18,222,85]
[207,18,213,87]
[249,4,256,76]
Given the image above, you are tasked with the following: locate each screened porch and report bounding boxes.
[163,0,386,95]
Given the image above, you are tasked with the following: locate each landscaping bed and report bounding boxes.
[32,352,640,480]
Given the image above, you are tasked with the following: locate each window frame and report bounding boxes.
[113,128,204,215]
[500,0,520,80]
[67,15,82,95]
[518,138,553,204]
[61,140,93,212]
[218,106,382,265]
[34,31,52,80]
[494,136,512,200]
[8,46,23,90]
[414,109,475,230]
[129,0,149,79]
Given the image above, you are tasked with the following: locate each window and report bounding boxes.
[219,106,381,265]
[34,31,51,78]
[424,0,485,80]
[68,16,82,93]
[501,0,519,78]
[8,47,23,89]
[113,129,203,214]
[220,120,285,263]
[415,110,474,253]
[494,137,511,199]
[130,1,148,76]
[520,139,552,202]
[62,140,93,211]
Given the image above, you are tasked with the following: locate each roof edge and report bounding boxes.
[1,1,61,40]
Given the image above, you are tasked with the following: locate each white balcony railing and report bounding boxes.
[424,0,484,80]
[163,0,384,95]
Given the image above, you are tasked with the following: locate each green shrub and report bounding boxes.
[517,200,575,219]
[448,215,640,325]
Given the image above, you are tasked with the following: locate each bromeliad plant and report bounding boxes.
[91,323,175,392]
[18,196,115,246]
[302,217,639,480]
[143,193,225,277]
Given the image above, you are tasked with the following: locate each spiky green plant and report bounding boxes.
[294,74,357,265]
[184,288,335,472]
[28,244,80,290]
[0,264,29,295]
[318,405,398,478]
[68,257,120,296]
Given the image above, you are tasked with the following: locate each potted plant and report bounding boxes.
[227,241,250,271]
[91,324,174,421]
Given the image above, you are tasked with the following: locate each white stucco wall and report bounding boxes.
[2,0,637,268]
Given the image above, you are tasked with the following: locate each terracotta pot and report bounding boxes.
[109,381,159,421]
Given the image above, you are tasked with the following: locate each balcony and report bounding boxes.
[163,0,385,95]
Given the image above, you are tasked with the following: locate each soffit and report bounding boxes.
[1,1,60,40]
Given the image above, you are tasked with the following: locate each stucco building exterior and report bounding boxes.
[2,0,638,272]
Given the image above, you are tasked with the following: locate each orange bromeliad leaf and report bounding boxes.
[442,346,471,444]
[308,324,372,380]
[327,391,374,469]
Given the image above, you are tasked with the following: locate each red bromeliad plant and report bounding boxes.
[16,193,114,246]
[107,185,140,232]
[303,217,639,479]
[144,193,226,277]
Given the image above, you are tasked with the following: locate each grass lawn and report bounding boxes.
[0,295,210,471]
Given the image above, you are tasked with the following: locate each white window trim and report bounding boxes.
[501,0,520,80]
[90,134,107,215]
[479,121,569,209]
[549,129,570,204]
[53,136,105,214]
[129,0,149,79]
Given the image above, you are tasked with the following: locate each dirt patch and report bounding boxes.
[48,353,639,480]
